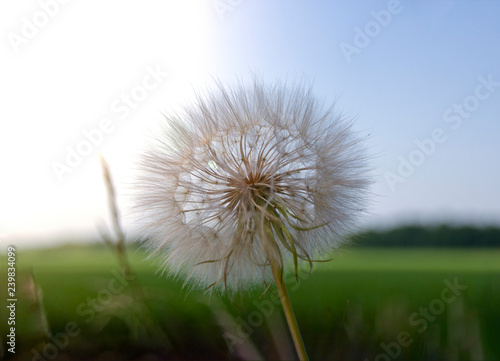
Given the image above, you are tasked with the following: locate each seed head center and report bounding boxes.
[244,172,272,197]
[223,171,277,212]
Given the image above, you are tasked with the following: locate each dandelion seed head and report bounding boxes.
[134,78,371,291]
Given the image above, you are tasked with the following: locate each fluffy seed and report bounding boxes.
[133,78,371,291]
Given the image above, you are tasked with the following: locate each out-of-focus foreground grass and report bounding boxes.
[2,244,499,360]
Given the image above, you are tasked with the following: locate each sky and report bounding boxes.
[1,0,499,248]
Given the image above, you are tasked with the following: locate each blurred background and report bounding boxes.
[1,0,499,247]
[1,1,499,360]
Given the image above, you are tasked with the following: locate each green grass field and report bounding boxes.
[2,244,499,360]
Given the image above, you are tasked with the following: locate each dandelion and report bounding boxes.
[134,77,370,360]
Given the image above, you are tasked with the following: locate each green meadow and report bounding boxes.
[3,245,499,360]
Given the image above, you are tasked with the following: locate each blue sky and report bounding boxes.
[1,0,499,247]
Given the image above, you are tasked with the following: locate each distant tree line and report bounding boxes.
[353,225,500,247]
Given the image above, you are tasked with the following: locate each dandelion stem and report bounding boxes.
[269,258,309,361]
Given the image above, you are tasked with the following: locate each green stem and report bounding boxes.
[270,259,309,361]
